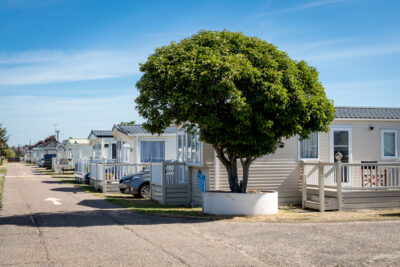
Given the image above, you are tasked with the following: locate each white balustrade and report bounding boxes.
[89,162,149,182]
[303,162,400,189]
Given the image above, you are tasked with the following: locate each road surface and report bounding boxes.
[1,163,400,266]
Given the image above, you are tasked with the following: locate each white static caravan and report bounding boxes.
[169,107,400,210]
[74,130,117,182]
[87,130,117,162]
[60,138,92,160]
[88,124,177,193]
[32,140,58,164]
[112,124,177,166]
[54,138,91,172]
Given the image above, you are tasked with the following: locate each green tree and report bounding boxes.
[4,148,16,158]
[0,124,9,158]
[119,121,136,125]
[136,30,335,193]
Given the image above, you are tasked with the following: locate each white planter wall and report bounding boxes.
[202,191,278,215]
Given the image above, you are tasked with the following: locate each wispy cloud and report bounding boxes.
[301,44,400,61]
[325,79,400,91]
[0,49,144,85]
[255,0,346,17]
[0,94,143,145]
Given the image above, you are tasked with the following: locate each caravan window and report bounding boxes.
[299,132,319,160]
[178,133,185,162]
[93,143,102,159]
[185,129,201,165]
[140,141,165,162]
[382,129,398,159]
[112,144,117,159]
[177,128,201,165]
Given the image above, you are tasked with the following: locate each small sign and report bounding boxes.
[197,171,206,192]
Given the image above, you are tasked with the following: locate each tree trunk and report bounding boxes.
[214,146,241,193]
[240,157,254,193]
[241,161,250,193]
[227,161,241,193]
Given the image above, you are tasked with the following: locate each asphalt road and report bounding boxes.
[1,163,400,266]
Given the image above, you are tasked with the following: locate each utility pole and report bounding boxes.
[54,124,60,141]
[29,140,32,163]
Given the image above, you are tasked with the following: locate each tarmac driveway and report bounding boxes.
[1,163,400,266]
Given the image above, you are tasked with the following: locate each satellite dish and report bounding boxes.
[104,144,109,148]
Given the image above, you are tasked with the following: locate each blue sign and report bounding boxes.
[197,172,206,192]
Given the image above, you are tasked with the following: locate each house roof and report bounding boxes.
[113,124,177,135]
[89,130,114,138]
[42,140,58,148]
[335,107,400,120]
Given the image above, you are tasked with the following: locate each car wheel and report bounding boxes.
[139,184,150,199]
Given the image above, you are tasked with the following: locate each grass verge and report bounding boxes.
[0,164,7,208]
[37,168,400,223]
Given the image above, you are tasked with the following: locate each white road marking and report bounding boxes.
[45,197,61,206]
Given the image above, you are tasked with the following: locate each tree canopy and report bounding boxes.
[4,148,15,159]
[119,120,136,125]
[0,124,9,157]
[135,30,335,192]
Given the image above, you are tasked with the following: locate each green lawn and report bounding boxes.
[0,165,7,208]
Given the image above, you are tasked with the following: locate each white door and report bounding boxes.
[331,126,352,185]
[123,143,130,164]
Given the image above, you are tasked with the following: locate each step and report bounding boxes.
[309,194,338,205]
[104,183,120,193]
[304,200,320,210]
[307,188,337,197]
[304,200,338,211]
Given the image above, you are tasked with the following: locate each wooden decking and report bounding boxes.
[304,188,338,211]
[91,178,120,193]
[304,187,400,211]
[302,161,400,211]
[150,162,190,206]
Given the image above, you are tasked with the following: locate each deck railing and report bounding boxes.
[302,159,400,212]
[304,162,400,189]
[90,162,149,182]
[74,157,91,177]
[150,162,187,186]
[150,162,188,206]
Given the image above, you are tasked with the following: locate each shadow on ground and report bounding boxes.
[51,187,81,193]
[0,208,207,227]
[380,213,400,217]
[41,181,64,184]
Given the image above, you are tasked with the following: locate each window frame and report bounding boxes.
[139,140,165,163]
[381,129,398,159]
[177,128,202,166]
[329,125,353,163]
[298,132,320,161]
[186,132,201,166]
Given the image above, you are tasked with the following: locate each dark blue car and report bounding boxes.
[119,171,150,198]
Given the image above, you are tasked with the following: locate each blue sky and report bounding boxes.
[1,0,400,146]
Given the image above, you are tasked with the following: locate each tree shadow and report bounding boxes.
[42,181,64,184]
[380,213,400,217]
[51,187,80,193]
[0,209,207,227]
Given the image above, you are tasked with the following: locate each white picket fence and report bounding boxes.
[90,162,148,182]
[74,157,91,178]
